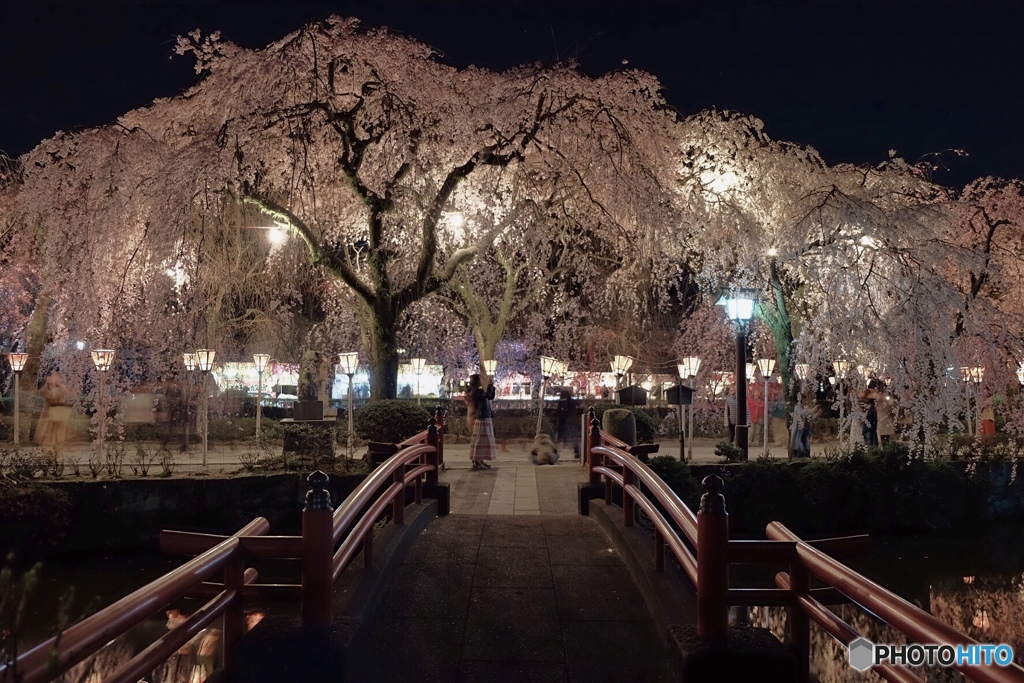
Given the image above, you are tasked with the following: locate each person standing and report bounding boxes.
[34,371,72,449]
[748,381,764,445]
[555,388,576,453]
[862,398,878,446]
[725,387,738,442]
[980,395,996,436]
[467,374,496,470]
[789,402,821,458]
[872,384,896,444]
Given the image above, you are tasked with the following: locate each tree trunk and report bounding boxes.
[366,303,399,400]
[22,289,51,387]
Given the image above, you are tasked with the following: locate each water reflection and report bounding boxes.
[742,528,1024,682]
[15,552,270,683]
[54,609,264,682]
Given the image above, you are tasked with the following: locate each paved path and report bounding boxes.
[348,514,681,682]
[347,455,683,680]
[31,431,836,471]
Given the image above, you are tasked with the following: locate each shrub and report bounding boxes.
[588,403,657,443]
[714,440,745,462]
[647,456,701,509]
[0,484,72,557]
[353,400,433,444]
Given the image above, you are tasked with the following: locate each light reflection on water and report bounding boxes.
[742,526,1024,682]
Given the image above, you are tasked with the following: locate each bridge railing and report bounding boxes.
[585,412,1024,683]
[10,516,267,683]
[6,408,446,682]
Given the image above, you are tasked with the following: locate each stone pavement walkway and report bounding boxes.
[348,514,681,683]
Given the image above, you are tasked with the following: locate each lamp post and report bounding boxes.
[196,349,215,469]
[757,359,776,455]
[338,352,359,459]
[833,360,851,448]
[411,357,426,406]
[611,355,634,405]
[90,349,115,468]
[971,366,985,436]
[537,356,557,433]
[959,366,974,435]
[678,357,701,461]
[182,352,198,451]
[7,352,27,445]
[253,353,270,438]
[721,292,755,460]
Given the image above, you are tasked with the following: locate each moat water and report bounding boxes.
[12,526,1024,682]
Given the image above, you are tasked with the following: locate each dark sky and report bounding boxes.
[3,0,1022,188]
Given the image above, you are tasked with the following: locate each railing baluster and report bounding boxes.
[589,414,602,486]
[623,469,635,527]
[789,555,810,682]
[392,466,406,525]
[696,474,729,640]
[301,470,333,627]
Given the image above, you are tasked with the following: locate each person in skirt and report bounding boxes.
[466,373,497,470]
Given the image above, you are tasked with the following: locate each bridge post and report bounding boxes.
[789,557,811,682]
[302,470,334,627]
[696,474,729,640]
[588,412,602,487]
[426,417,439,484]
[433,406,445,472]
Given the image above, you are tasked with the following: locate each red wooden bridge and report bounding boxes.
[5,407,1024,682]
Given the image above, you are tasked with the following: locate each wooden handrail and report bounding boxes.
[588,427,1014,681]
[8,417,447,681]
[592,444,698,544]
[331,442,436,544]
[767,522,1024,683]
[775,573,923,683]
[11,516,268,683]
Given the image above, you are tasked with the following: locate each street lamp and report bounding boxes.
[833,360,850,448]
[183,352,197,452]
[720,291,755,460]
[537,356,558,433]
[90,349,115,468]
[253,353,270,438]
[196,349,215,469]
[959,366,977,435]
[757,358,776,455]
[411,357,426,406]
[338,352,359,459]
[7,352,27,446]
[678,357,701,460]
[610,355,634,405]
[970,366,985,436]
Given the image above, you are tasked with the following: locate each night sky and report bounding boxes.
[3,1,1022,188]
